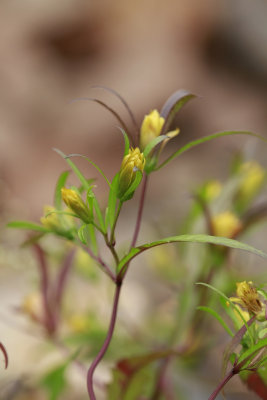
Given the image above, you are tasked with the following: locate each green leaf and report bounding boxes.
[117,234,267,277]
[7,221,51,233]
[143,135,167,158]
[197,306,234,337]
[106,174,119,229]
[237,337,267,369]
[77,224,88,245]
[54,170,70,210]
[66,153,111,187]
[93,197,106,233]
[196,282,253,341]
[156,131,267,171]
[119,170,143,202]
[88,224,97,255]
[41,363,68,400]
[120,128,130,156]
[160,90,196,134]
[53,148,90,191]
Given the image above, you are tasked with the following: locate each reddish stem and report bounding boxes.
[131,174,148,248]
[87,282,122,399]
[33,244,56,335]
[208,369,235,400]
[55,248,76,315]
[0,342,8,369]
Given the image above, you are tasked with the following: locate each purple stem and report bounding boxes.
[33,244,56,335]
[131,174,148,248]
[0,342,8,369]
[83,245,116,282]
[87,282,122,399]
[86,173,148,399]
[208,369,235,400]
[55,248,76,313]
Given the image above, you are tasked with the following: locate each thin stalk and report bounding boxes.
[33,244,56,335]
[208,369,235,400]
[83,245,116,282]
[87,282,122,399]
[55,248,76,313]
[110,201,122,246]
[131,174,148,248]
[150,357,170,400]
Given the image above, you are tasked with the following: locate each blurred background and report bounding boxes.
[0,0,267,399]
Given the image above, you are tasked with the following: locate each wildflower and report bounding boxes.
[40,205,61,230]
[117,147,145,199]
[140,110,179,151]
[61,188,90,223]
[68,314,91,333]
[239,161,265,199]
[212,211,242,238]
[21,292,42,322]
[203,180,222,202]
[230,281,263,315]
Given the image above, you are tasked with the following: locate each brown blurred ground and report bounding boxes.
[0,1,267,399]
[0,0,266,219]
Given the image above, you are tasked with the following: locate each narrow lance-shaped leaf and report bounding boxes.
[237,337,267,369]
[7,221,51,233]
[197,306,234,337]
[66,153,111,187]
[143,135,167,158]
[106,173,119,230]
[160,90,197,134]
[196,282,254,344]
[70,97,130,137]
[117,127,130,156]
[156,131,267,171]
[54,170,70,210]
[54,148,90,191]
[117,234,267,277]
[90,85,139,133]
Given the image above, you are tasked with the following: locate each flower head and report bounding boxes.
[203,180,222,202]
[61,188,90,223]
[212,211,242,238]
[239,161,265,199]
[40,205,61,230]
[140,109,179,151]
[140,110,165,150]
[117,147,145,199]
[231,281,263,315]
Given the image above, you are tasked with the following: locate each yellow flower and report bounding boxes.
[140,109,179,151]
[118,147,145,199]
[61,188,90,223]
[204,180,222,202]
[21,292,42,322]
[230,281,263,315]
[239,161,265,198]
[40,205,61,230]
[212,211,242,238]
[68,314,91,333]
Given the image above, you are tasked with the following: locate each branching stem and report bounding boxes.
[87,282,122,399]
[131,174,148,248]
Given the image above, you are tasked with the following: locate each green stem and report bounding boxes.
[110,201,122,246]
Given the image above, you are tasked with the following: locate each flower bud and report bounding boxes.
[235,281,262,315]
[239,161,265,199]
[212,211,242,238]
[118,148,145,199]
[61,188,90,223]
[140,110,165,150]
[40,205,61,230]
